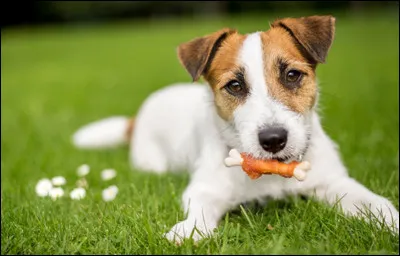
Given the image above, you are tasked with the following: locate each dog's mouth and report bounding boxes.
[269,151,306,163]
[272,156,290,163]
[245,149,304,163]
[270,155,298,164]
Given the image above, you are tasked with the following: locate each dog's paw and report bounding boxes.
[392,218,399,235]
[348,198,399,234]
[370,201,399,234]
[163,219,216,245]
[382,209,399,235]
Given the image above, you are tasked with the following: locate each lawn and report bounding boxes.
[1,10,399,254]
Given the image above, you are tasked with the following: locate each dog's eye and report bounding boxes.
[286,70,302,83]
[281,69,304,89]
[224,80,246,96]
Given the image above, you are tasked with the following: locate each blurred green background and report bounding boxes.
[1,1,399,254]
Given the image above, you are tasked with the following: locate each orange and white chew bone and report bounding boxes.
[224,149,311,181]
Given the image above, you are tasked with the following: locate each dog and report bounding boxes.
[72,15,399,244]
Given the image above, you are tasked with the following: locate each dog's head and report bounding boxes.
[177,15,335,161]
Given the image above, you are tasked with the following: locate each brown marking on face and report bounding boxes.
[259,15,335,113]
[177,28,237,82]
[203,33,247,121]
[260,28,318,113]
[177,29,247,121]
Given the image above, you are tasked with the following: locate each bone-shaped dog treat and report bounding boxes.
[224,149,311,181]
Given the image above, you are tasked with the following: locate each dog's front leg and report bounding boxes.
[164,167,238,244]
[310,175,399,233]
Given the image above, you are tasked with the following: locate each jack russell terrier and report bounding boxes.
[72,15,399,244]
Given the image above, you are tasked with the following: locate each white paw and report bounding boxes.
[391,219,399,234]
[347,199,399,234]
[380,207,399,234]
[368,202,399,234]
[164,219,216,245]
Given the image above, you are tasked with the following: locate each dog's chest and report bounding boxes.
[224,165,304,203]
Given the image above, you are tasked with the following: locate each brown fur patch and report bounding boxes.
[259,15,335,113]
[125,117,135,141]
[260,27,318,113]
[177,28,237,82]
[203,33,247,121]
[271,15,336,64]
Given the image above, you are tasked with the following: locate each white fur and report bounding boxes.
[73,34,399,244]
[130,83,211,173]
[72,116,129,149]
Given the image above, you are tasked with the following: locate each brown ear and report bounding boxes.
[271,15,336,63]
[177,28,236,81]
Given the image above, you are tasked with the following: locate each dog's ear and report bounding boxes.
[271,15,336,63]
[177,28,236,81]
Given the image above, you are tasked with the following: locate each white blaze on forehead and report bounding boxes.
[238,32,268,98]
[232,32,270,154]
[234,32,273,131]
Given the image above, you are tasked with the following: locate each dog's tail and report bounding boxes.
[72,116,135,149]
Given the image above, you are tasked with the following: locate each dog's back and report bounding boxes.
[72,83,215,173]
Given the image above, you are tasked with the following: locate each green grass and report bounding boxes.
[1,10,399,254]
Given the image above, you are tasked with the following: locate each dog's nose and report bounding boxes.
[258,127,288,153]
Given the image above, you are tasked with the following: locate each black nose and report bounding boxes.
[258,127,288,153]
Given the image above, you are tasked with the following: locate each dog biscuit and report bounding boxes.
[224,149,311,181]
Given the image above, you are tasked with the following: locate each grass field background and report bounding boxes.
[1,9,399,254]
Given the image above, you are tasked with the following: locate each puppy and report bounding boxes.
[72,15,399,244]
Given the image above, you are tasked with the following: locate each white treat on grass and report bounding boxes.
[70,188,86,200]
[102,185,118,202]
[76,178,89,189]
[51,176,66,186]
[49,187,64,200]
[101,169,117,181]
[77,164,90,177]
[35,178,53,197]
